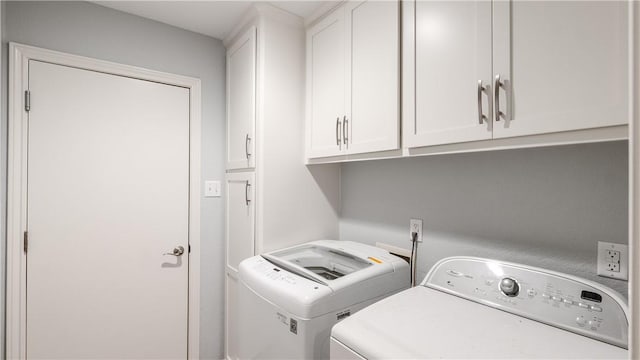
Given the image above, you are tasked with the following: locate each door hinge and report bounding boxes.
[25,90,31,112]
[188,244,191,253]
[23,231,28,253]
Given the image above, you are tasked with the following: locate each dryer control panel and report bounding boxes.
[424,257,629,349]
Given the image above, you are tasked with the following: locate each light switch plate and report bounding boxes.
[596,241,628,280]
[204,180,221,197]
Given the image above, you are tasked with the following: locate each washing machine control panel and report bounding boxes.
[424,257,629,349]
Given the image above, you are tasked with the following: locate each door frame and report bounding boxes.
[6,42,202,359]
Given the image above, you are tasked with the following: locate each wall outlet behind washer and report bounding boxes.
[409,219,423,242]
[596,241,628,281]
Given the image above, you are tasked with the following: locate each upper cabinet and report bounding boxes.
[492,1,628,139]
[306,0,400,159]
[226,27,256,170]
[408,1,493,147]
[306,10,346,158]
[405,0,629,148]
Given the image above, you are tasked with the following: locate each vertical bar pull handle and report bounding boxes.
[494,74,505,122]
[343,116,348,146]
[245,134,252,159]
[245,181,251,206]
[477,80,488,125]
[336,117,342,147]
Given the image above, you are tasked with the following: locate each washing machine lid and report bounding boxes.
[239,240,410,318]
[331,257,629,359]
[261,240,401,291]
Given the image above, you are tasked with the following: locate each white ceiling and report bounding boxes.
[94,1,329,40]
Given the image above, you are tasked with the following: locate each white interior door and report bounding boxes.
[26,60,190,359]
[226,27,256,170]
[492,1,629,138]
[410,0,493,147]
[306,9,346,158]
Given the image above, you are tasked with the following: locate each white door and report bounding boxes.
[227,27,256,170]
[26,60,190,359]
[410,0,493,147]
[492,1,629,138]
[346,0,400,155]
[306,10,346,158]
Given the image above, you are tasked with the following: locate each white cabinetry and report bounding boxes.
[224,5,340,360]
[226,28,256,170]
[225,172,254,273]
[492,1,628,139]
[405,0,629,148]
[306,0,399,159]
[306,10,345,158]
[408,1,492,147]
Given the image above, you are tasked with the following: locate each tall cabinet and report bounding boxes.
[223,5,340,360]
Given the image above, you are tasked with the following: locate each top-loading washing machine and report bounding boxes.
[331,256,628,359]
[236,240,410,359]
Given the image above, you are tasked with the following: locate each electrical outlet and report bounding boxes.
[409,219,423,243]
[607,250,621,263]
[597,241,628,280]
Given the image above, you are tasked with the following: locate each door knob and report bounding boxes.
[164,246,185,256]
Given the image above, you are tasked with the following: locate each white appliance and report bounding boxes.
[331,256,629,359]
[237,240,410,359]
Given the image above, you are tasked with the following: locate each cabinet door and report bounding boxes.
[225,171,255,273]
[227,27,256,170]
[225,271,239,360]
[306,10,346,158]
[409,0,493,147]
[345,0,400,155]
[492,1,628,138]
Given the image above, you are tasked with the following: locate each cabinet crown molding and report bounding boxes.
[224,3,304,48]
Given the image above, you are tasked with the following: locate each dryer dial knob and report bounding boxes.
[500,277,520,297]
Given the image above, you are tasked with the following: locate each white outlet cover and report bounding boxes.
[409,218,423,243]
[596,241,628,281]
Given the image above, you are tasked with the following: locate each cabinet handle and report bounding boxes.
[494,74,505,122]
[336,117,342,146]
[343,116,348,145]
[245,181,251,206]
[477,80,488,125]
[245,134,252,159]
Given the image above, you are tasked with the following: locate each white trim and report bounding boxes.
[306,125,628,165]
[6,43,202,360]
[223,3,302,48]
[304,1,345,28]
[629,0,639,356]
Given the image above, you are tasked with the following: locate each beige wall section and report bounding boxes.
[2,2,226,358]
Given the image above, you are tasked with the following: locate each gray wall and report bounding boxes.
[2,2,226,358]
[340,141,629,297]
